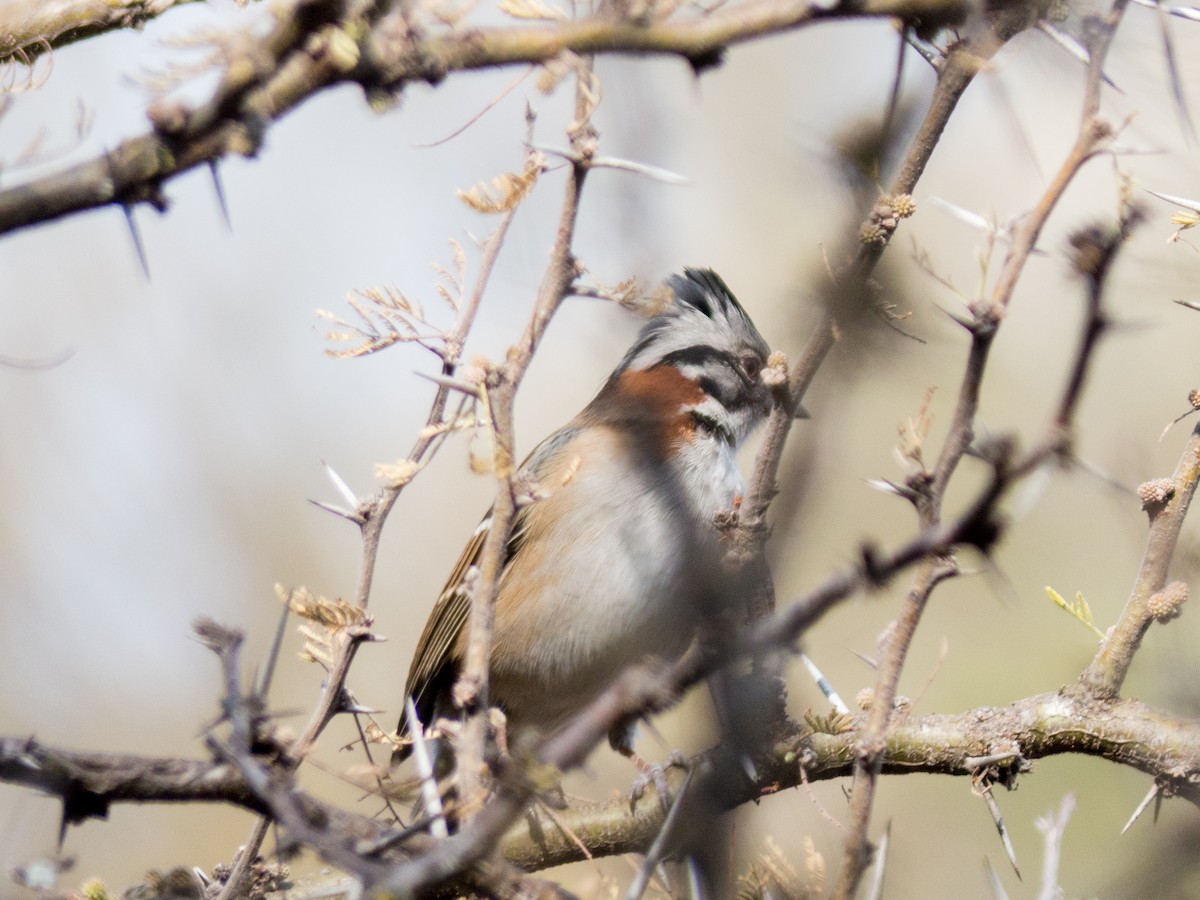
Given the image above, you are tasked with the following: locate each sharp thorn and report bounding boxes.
[414,369,481,396]
[980,785,1021,879]
[406,697,449,838]
[982,857,1012,900]
[209,160,232,231]
[1153,0,1197,145]
[929,194,994,234]
[526,141,576,162]
[864,819,890,900]
[1121,783,1161,834]
[321,459,359,508]
[257,600,290,700]
[740,754,757,781]
[799,652,849,714]
[684,856,705,900]
[1036,22,1123,93]
[846,645,879,669]
[588,155,692,185]
[307,498,361,522]
[123,204,150,279]
[935,303,978,332]
[1147,187,1200,210]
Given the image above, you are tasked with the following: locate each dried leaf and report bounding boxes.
[320,284,450,359]
[898,386,937,470]
[376,458,422,488]
[277,583,371,630]
[803,836,825,892]
[297,623,335,668]
[737,835,819,900]
[499,0,568,17]
[457,157,541,213]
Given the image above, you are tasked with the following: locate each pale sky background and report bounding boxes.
[3,0,1200,895]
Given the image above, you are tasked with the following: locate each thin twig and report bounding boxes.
[453,56,593,816]
[1078,419,1200,696]
[1035,793,1076,900]
[218,138,527,900]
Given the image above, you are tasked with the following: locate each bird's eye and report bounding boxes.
[740,353,763,380]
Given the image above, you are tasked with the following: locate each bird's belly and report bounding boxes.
[486,428,744,734]
[489,515,699,731]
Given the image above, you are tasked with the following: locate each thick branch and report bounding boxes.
[0,0,202,66]
[500,692,1200,871]
[2,0,990,237]
[14,683,1195,880]
[0,736,265,818]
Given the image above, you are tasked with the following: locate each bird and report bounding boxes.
[395,267,774,771]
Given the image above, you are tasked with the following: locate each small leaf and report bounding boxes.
[1045,586,1106,639]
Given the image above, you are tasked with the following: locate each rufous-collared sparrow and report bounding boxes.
[395,267,773,766]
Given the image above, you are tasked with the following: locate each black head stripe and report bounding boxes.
[659,344,737,371]
[658,345,763,415]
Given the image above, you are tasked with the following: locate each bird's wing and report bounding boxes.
[399,426,580,740]
[400,517,487,734]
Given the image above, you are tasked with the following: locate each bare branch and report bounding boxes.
[833,4,1130,894]
[454,60,592,815]
[0,0,993,237]
[497,691,1200,872]
[1078,421,1200,696]
[0,0,204,67]
[0,736,265,818]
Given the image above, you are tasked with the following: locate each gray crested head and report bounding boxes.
[617,268,770,375]
[615,268,773,445]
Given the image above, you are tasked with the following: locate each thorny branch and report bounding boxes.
[216,161,527,900]
[8,398,1200,883]
[178,622,567,898]
[11,673,1200,883]
[222,47,594,897]
[833,2,1131,896]
[4,389,1200,891]
[500,686,1200,871]
[8,0,1200,895]
[452,66,594,815]
[1079,421,1200,698]
[5,0,988,237]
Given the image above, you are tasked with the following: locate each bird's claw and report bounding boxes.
[628,751,688,814]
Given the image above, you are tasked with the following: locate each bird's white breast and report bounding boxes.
[487,425,742,730]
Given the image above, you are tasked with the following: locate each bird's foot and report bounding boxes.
[628,750,688,814]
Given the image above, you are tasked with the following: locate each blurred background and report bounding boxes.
[3,0,1200,895]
